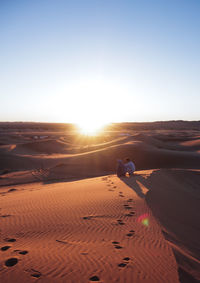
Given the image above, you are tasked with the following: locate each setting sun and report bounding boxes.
[76,120,107,135]
[66,78,121,135]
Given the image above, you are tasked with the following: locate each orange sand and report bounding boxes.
[1,173,180,283]
[0,122,200,282]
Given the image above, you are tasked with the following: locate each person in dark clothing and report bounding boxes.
[116,159,126,177]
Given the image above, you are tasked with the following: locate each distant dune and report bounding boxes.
[0,121,200,184]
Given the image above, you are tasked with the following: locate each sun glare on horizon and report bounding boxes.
[76,120,108,136]
[64,77,125,135]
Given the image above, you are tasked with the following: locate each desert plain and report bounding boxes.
[0,121,200,283]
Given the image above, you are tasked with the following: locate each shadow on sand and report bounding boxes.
[120,169,200,283]
[120,174,147,199]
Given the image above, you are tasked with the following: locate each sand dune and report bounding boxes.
[0,122,200,282]
[0,173,181,283]
[1,170,199,282]
[180,139,200,151]
[1,130,200,185]
[12,139,70,154]
[144,169,200,282]
[1,142,200,186]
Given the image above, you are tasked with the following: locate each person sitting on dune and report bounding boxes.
[125,158,135,176]
[116,159,126,177]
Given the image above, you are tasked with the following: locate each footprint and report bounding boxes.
[4,238,16,242]
[1,214,12,218]
[112,241,119,245]
[117,219,125,225]
[126,230,135,237]
[89,275,100,281]
[31,270,42,278]
[118,262,127,267]
[1,246,11,251]
[19,251,28,255]
[125,211,135,217]
[14,250,28,255]
[25,268,42,278]
[126,233,134,237]
[31,273,41,278]
[5,258,18,267]
[123,257,130,261]
[112,241,123,249]
[125,214,132,217]
[124,204,133,210]
[115,245,123,249]
[8,188,17,193]
[56,239,68,244]
[118,257,131,268]
[83,216,93,220]
[119,195,125,198]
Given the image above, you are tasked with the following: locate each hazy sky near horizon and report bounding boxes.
[1,0,200,124]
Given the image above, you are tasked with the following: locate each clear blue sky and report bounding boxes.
[1,0,200,123]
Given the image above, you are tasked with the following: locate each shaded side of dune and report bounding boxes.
[47,144,200,182]
[1,142,200,186]
[143,169,200,283]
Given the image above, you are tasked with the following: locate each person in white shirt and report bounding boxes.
[125,158,135,176]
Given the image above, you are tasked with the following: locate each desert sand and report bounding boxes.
[0,121,200,282]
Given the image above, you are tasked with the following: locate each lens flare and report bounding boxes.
[137,213,150,227]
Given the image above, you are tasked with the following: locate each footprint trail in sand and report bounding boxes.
[0,175,179,282]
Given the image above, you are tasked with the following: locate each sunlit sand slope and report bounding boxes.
[0,174,179,283]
